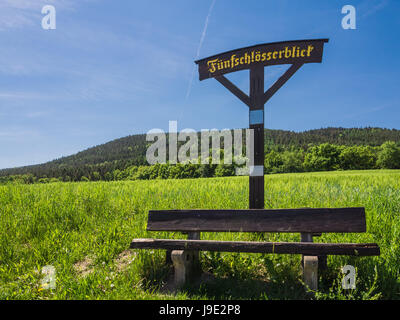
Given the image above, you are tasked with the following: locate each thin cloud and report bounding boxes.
[0,91,62,100]
[0,91,45,99]
[185,0,217,100]
[358,0,389,19]
[344,102,395,119]
[0,127,41,140]
[196,0,217,60]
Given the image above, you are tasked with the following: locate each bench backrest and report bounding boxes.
[147,207,366,233]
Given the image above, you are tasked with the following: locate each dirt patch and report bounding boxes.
[115,250,136,272]
[73,256,94,278]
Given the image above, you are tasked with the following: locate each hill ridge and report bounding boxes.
[1,127,399,178]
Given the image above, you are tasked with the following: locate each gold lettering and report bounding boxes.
[207,58,218,73]
[230,54,237,68]
[262,53,267,61]
[206,43,315,75]
[244,52,251,64]
[284,46,291,58]
[307,45,314,56]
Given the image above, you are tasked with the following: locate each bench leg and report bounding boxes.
[171,231,201,287]
[318,255,327,271]
[300,232,319,292]
[303,256,318,292]
[166,250,172,264]
[171,250,201,287]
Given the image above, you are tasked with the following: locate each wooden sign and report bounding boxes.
[196,39,329,81]
[196,39,329,209]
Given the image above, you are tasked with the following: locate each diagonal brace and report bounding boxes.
[215,75,251,107]
[263,62,304,105]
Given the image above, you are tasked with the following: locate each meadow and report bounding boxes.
[0,169,399,300]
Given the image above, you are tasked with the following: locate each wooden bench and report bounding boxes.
[130,207,380,291]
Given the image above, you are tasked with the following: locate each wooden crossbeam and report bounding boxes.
[131,239,380,256]
[214,63,305,108]
[263,62,304,105]
[215,75,251,107]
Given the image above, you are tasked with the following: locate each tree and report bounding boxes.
[304,143,343,172]
[112,169,122,180]
[339,146,377,170]
[280,150,304,173]
[91,171,101,181]
[264,150,284,173]
[377,141,400,169]
[104,172,112,181]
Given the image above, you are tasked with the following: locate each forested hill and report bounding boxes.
[264,127,400,147]
[1,127,399,179]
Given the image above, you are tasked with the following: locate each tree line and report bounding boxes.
[2,127,400,176]
[1,141,399,184]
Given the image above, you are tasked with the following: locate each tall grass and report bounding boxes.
[0,170,399,299]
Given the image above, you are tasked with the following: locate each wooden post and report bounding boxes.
[212,65,308,210]
[196,41,329,210]
[249,66,265,209]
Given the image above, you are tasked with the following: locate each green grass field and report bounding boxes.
[1,170,399,300]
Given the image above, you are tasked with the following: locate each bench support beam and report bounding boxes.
[301,233,318,292]
[303,256,318,292]
[171,232,201,287]
[131,238,380,256]
[171,250,201,287]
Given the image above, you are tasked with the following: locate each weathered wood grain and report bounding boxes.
[147,207,366,233]
[130,239,380,256]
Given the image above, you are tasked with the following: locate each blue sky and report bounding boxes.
[0,0,399,169]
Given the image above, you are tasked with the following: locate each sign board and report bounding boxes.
[196,39,328,80]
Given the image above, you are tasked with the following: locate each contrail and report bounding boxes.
[185,0,216,100]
